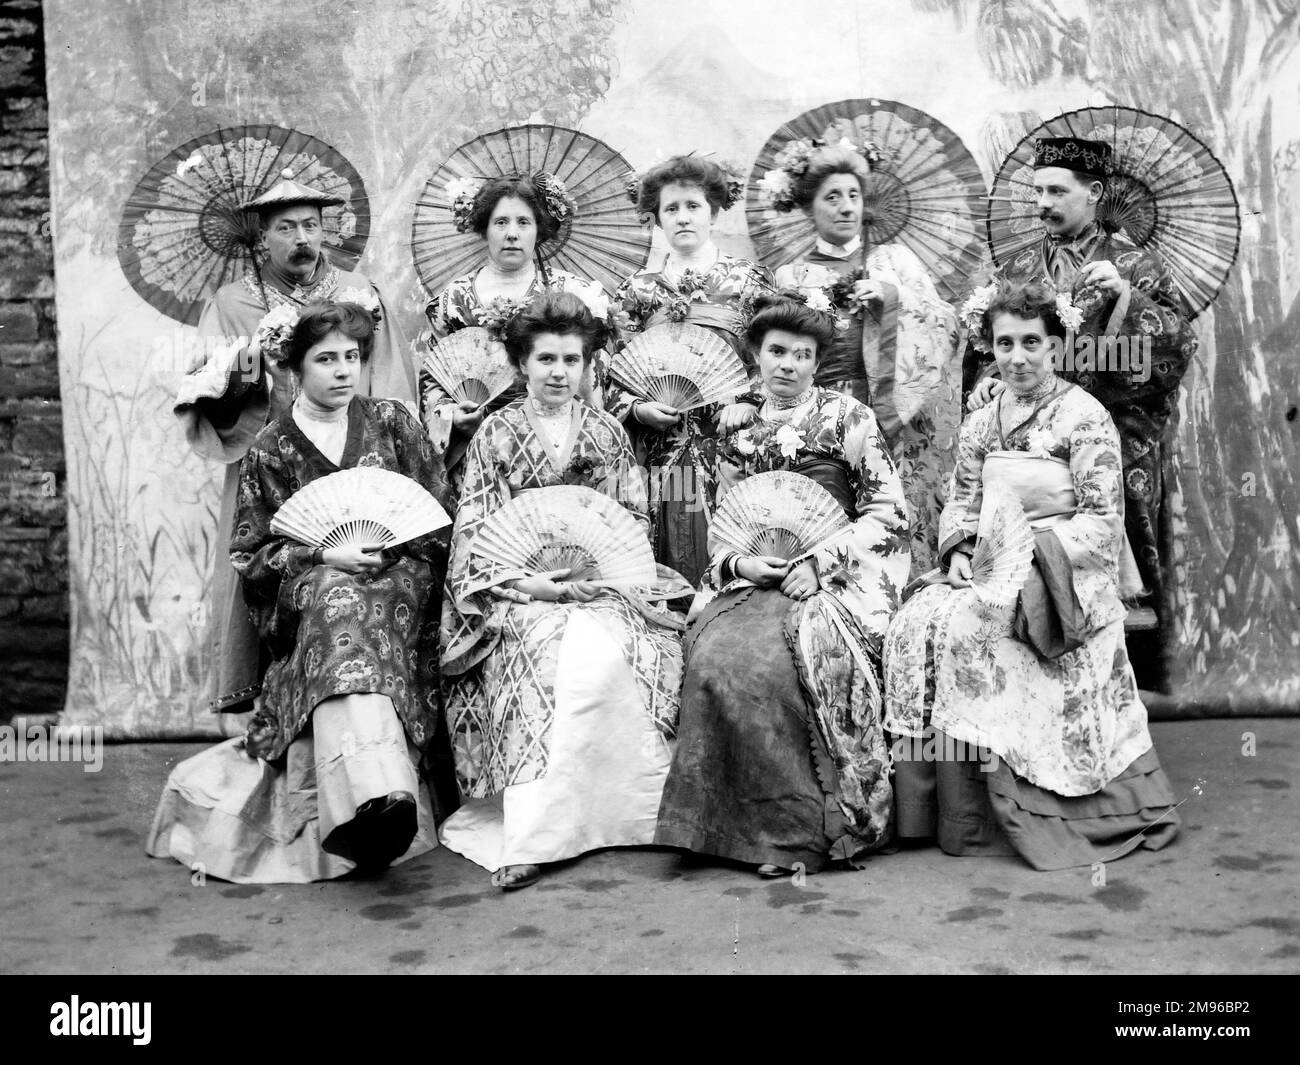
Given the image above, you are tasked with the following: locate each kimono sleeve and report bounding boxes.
[936,407,992,564]
[388,401,454,566]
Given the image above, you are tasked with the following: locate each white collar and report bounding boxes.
[814,234,861,259]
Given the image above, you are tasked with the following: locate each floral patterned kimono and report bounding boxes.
[883,381,1179,869]
[421,266,616,492]
[774,240,961,577]
[612,254,773,585]
[437,398,686,871]
[148,397,454,882]
[655,387,911,870]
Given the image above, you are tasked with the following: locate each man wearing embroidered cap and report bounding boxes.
[175,170,416,715]
[966,135,1197,692]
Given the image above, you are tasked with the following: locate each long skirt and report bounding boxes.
[147,693,436,883]
[440,602,681,870]
[656,587,887,872]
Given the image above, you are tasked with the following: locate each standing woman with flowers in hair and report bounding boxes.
[149,301,454,883]
[612,155,774,586]
[421,173,620,494]
[656,296,910,876]
[759,140,961,578]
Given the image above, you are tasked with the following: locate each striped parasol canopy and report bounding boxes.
[411,124,648,298]
[117,124,368,325]
[987,105,1241,317]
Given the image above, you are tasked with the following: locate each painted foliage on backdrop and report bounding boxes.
[44,0,1300,734]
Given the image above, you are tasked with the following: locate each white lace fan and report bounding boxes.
[270,467,451,550]
[470,484,657,587]
[708,471,849,562]
[970,481,1036,607]
[610,322,749,411]
[422,327,517,407]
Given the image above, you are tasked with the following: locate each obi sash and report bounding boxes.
[790,455,855,520]
[644,300,743,337]
[981,450,1144,598]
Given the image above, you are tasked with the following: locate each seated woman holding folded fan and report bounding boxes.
[422,173,617,493]
[438,291,687,891]
[761,139,961,578]
[655,296,911,877]
[882,281,1180,870]
[148,301,455,883]
[612,155,774,586]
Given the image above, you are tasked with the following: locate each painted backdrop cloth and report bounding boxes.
[884,382,1158,796]
[612,254,773,585]
[657,387,911,867]
[774,242,961,576]
[230,396,451,764]
[421,266,615,489]
[439,398,684,867]
[175,262,415,711]
[966,224,1197,690]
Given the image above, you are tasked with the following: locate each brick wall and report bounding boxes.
[0,0,66,722]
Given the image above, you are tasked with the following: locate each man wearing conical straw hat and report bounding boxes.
[174,170,415,717]
[966,136,1197,694]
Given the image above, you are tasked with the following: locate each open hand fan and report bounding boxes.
[610,323,749,412]
[970,482,1036,607]
[709,471,849,562]
[270,467,451,550]
[422,327,517,407]
[471,485,657,587]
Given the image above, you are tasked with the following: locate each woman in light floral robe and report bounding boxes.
[883,281,1179,870]
[656,298,910,875]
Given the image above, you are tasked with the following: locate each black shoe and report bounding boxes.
[350,791,418,874]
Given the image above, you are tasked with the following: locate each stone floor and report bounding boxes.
[1,718,1296,974]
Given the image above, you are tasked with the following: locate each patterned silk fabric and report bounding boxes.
[230,398,452,763]
[611,254,773,585]
[439,399,683,798]
[774,242,961,577]
[884,384,1155,796]
[711,388,911,845]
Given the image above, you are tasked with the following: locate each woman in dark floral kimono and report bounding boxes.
[612,155,774,585]
[656,297,911,876]
[149,302,454,883]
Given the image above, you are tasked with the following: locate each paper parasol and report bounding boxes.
[987,106,1241,317]
[118,124,369,326]
[411,124,649,298]
[746,98,988,304]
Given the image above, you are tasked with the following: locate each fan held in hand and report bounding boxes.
[709,471,850,564]
[470,485,657,588]
[970,482,1036,608]
[270,468,451,551]
[422,327,518,408]
[609,323,749,412]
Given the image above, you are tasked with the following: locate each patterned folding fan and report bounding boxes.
[610,323,749,411]
[970,482,1036,607]
[270,467,451,550]
[470,485,657,587]
[422,327,518,407]
[709,471,849,562]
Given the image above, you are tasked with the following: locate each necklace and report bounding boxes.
[1011,373,1059,405]
[763,384,816,411]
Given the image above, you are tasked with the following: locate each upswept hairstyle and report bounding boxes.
[792,145,869,210]
[745,294,837,360]
[285,301,375,371]
[501,290,609,368]
[636,155,731,219]
[981,280,1068,344]
[466,175,561,244]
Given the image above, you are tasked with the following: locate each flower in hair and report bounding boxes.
[760,136,886,213]
[446,176,483,234]
[336,286,384,325]
[253,304,301,366]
